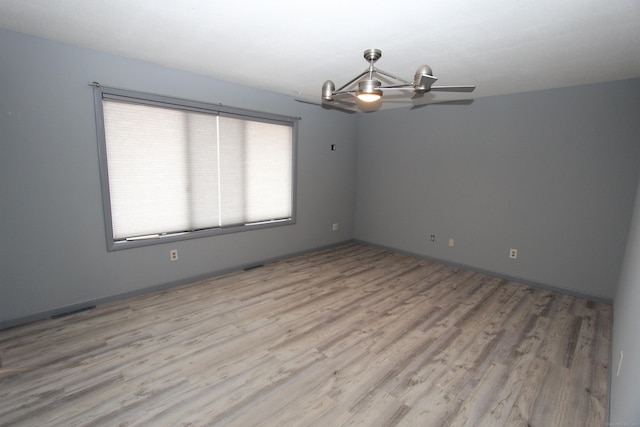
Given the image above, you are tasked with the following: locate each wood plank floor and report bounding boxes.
[0,243,612,426]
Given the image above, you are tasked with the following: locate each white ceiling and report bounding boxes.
[1,0,639,108]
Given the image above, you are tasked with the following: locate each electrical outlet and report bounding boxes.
[449,239,455,247]
[170,249,178,261]
[509,248,518,259]
[430,234,436,242]
[332,223,339,231]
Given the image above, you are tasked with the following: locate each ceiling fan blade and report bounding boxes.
[332,96,358,106]
[378,83,413,90]
[430,85,476,92]
[414,74,438,91]
[294,98,357,114]
[411,98,475,110]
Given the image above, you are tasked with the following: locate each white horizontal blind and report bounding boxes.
[218,115,293,226]
[101,98,293,241]
[187,112,220,230]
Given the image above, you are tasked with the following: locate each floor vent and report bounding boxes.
[51,305,96,319]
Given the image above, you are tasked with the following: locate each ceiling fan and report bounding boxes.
[297,48,475,113]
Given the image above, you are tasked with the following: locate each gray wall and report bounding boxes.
[0,30,358,326]
[355,80,640,300]
[610,178,640,423]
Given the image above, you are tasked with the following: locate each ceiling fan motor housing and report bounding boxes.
[358,79,382,95]
[413,64,434,90]
[322,80,336,101]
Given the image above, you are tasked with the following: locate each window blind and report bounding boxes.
[99,93,294,246]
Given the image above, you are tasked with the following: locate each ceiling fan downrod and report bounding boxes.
[358,48,383,102]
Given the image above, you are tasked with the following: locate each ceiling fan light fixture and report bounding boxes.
[357,92,382,102]
[356,79,382,102]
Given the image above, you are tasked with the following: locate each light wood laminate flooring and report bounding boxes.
[0,243,612,426]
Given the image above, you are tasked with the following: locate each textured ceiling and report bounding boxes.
[1,0,639,109]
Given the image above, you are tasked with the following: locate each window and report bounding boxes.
[93,86,297,250]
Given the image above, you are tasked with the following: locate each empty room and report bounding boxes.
[1,1,639,426]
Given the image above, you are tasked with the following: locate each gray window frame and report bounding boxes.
[93,85,298,251]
